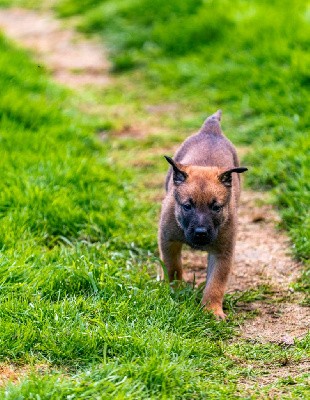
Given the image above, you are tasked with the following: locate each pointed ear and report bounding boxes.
[164,156,188,185]
[219,167,248,187]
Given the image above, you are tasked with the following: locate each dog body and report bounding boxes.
[158,110,247,319]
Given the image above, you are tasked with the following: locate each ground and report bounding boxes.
[0,5,308,397]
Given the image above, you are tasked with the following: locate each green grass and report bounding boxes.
[0,0,42,7]
[0,0,309,397]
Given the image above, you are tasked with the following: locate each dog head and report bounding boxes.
[165,156,247,249]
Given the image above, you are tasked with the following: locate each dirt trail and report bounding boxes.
[0,4,308,354]
[0,8,110,87]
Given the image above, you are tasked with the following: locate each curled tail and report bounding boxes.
[200,110,222,135]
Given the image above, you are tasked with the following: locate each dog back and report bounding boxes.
[166,111,239,192]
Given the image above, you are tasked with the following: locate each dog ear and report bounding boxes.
[164,156,188,185]
[219,167,248,187]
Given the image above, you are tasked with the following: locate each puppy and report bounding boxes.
[158,110,247,319]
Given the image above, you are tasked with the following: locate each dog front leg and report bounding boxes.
[202,252,233,319]
[159,239,183,282]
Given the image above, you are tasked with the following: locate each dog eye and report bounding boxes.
[212,204,222,212]
[182,203,192,211]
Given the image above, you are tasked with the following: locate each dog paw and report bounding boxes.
[204,304,227,320]
[214,310,227,320]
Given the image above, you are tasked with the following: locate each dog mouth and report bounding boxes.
[186,237,214,249]
[185,228,218,249]
[189,243,209,250]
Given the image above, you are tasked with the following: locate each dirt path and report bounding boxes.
[0,3,308,373]
[0,8,111,87]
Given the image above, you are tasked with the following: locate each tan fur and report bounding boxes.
[158,111,247,319]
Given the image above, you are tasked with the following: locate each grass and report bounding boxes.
[0,0,42,7]
[0,0,309,398]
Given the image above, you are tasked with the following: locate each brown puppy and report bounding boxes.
[158,110,247,319]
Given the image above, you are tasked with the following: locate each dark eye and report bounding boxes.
[212,204,222,213]
[182,203,192,211]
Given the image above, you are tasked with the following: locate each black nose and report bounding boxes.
[194,227,208,239]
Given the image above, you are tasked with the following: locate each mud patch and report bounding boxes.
[0,8,110,87]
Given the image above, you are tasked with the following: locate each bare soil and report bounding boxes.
[0,364,21,386]
[236,359,310,397]
[0,363,51,386]
[0,5,308,388]
[0,8,111,87]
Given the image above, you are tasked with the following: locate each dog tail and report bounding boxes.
[200,110,222,135]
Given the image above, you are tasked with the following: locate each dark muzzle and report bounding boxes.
[193,227,211,245]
